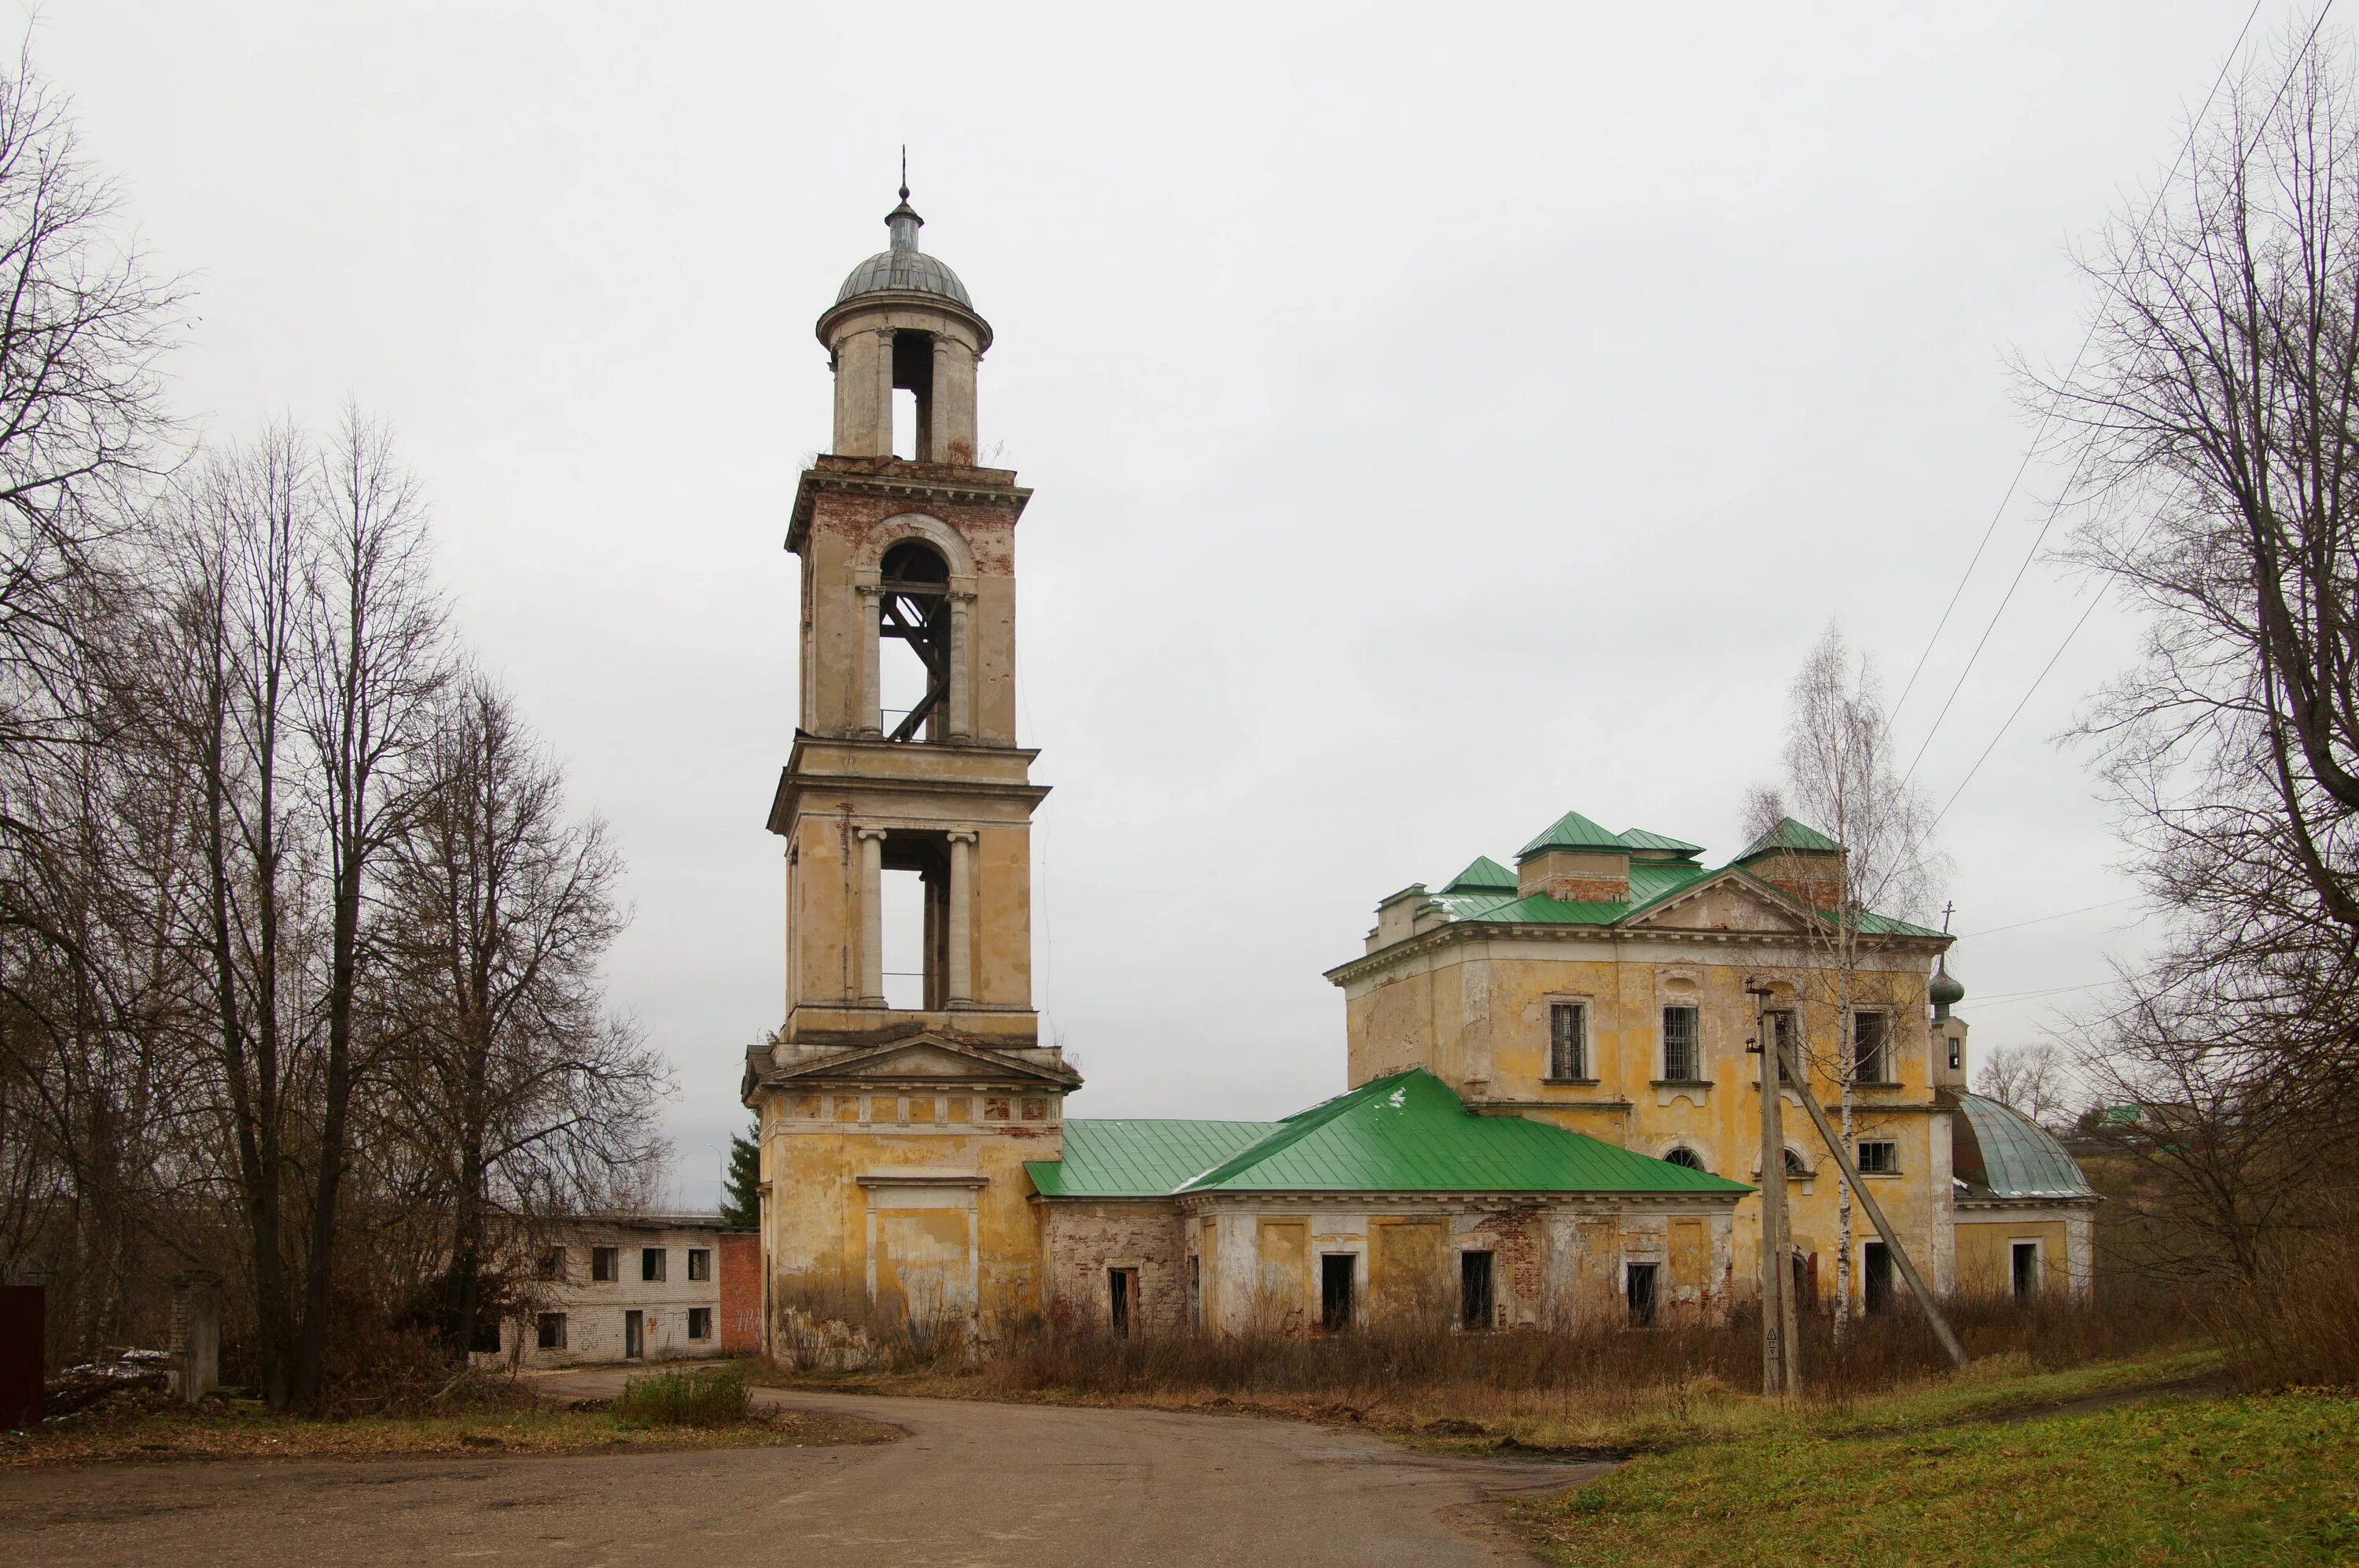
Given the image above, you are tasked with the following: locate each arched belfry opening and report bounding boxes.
[878,539,951,742]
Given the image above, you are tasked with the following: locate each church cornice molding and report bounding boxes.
[788,460,1032,550]
[1322,918,1948,989]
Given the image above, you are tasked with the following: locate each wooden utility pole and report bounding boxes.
[1748,981,1798,1395]
[1775,1030,1969,1370]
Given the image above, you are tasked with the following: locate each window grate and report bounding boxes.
[1548,1002,1588,1080]
[1662,1005,1701,1081]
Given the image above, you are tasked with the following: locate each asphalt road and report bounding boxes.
[1,1369,1607,1566]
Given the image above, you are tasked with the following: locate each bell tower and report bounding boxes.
[745,186,1077,1350]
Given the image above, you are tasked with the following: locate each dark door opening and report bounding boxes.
[1626,1262,1659,1327]
[1320,1255,1355,1332]
[2011,1242,2040,1302]
[624,1309,643,1359]
[1109,1268,1137,1338]
[1864,1242,1893,1315]
[1460,1251,1495,1331]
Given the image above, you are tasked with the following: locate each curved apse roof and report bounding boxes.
[1952,1092,2096,1200]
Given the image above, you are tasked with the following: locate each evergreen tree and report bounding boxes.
[719,1119,760,1229]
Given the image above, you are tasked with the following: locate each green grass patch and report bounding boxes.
[610,1364,755,1427]
[1520,1392,2359,1566]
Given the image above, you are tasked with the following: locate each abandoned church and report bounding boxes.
[740,193,2096,1352]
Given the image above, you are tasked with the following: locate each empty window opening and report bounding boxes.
[1663,1147,1706,1172]
[2011,1242,2041,1302]
[1864,1241,1894,1314]
[1548,1002,1588,1080]
[881,831,952,1010]
[1460,1250,1495,1331]
[1187,1254,1202,1328]
[536,1312,566,1351]
[591,1246,617,1283]
[688,1248,711,1282]
[537,1246,566,1282]
[470,1312,501,1353]
[891,329,936,460]
[624,1309,644,1358]
[642,1247,666,1283]
[1320,1255,1355,1333]
[1626,1262,1659,1327]
[878,540,951,742]
[1662,1004,1702,1080]
[688,1307,712,1341]
[1948,1037,1962,1072]
[1793,1251,1816,1313]
[1109,1268,1138,1338]
[1853,1010,1890,1084]
[1855,1140,1898,1175]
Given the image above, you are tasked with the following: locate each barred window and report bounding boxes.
[1662,1006,1701,1081]
[1548,1002,1588,1080]
[1853,1011,1891,1084]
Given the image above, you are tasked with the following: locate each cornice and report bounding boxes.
[788,461,1032,550]
[1323,918,1950,988]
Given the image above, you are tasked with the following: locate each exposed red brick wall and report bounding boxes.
[718,1232,762,1353]
[1039,1202,1187,1331]
[1548,876,1630,904]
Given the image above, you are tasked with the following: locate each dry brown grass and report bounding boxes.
[2216,1219,2359,1393]
[754,1293,2206,1452]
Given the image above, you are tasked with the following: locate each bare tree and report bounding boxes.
[2037,20,2359,1248]
[1749,623,1944,1344]
[380,674,667,1356]
[1972,1041,2072,1128]
[286,409,447,1404]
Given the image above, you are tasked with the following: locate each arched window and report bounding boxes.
[1783,1148,1807,1176]
[878,540,950,742]
[1663,1147,1706,1172]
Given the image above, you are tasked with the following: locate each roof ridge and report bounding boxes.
[1175,1070,1427,1192]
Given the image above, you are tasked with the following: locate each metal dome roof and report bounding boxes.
[835,248,973,308]
[1952,1093,2096,1200]
[833,193,973,309]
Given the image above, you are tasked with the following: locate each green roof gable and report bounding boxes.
[1517,809,1628,858]
[1737,816,1842,859]
[1440,855,1518,893]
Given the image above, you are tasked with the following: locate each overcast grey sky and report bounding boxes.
[40,2,2264,1203]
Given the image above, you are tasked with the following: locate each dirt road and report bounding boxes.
[0,1370,1605,1566]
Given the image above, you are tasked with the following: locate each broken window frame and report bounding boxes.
[1854,1139,1899,1175]
[591,1246,617,1283]
[642,1247,666,1283]
[688,1307,713,1341]
[687,1247,711,1283]
[535,1312,567,1351]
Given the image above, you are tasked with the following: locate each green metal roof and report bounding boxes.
[1025,1119,1276,1198]
[1517,809,1629,858]
[1617,826,1704,856]
[1952,1093,2096,1200]
[1440,855,1518,893]
[1737,816,1843,859]
[1029,1071,1750,1199]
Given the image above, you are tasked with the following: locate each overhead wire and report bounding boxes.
[1925,0,2336,826]
[1887,0,2269,756]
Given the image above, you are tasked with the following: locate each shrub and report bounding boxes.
[611,1364,755,1427]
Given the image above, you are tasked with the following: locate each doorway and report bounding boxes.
[2011,1242,2041,1302]
[624,1309,644,1359]
[1320,1255,1355,1332]
[1626,1262,1659,1327]
[1109,1268,1138,1337]
[1864,1242,1893,1315]
[1460,1251,1494,1331]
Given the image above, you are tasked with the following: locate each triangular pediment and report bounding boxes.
[767,1032,1080,1089]
[1623,870,1814,934]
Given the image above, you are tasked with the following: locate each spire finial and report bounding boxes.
[900,145,909,202]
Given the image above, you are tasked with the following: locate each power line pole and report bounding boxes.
[1748,980,1798,1395]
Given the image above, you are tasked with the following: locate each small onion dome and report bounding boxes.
[1930,960,1966,1016]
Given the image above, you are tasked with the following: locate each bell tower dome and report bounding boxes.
[745,185,1076,1350]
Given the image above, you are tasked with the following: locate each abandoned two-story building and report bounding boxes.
[742,191,2094,1353]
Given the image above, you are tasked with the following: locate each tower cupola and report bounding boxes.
[816,183,991,463]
